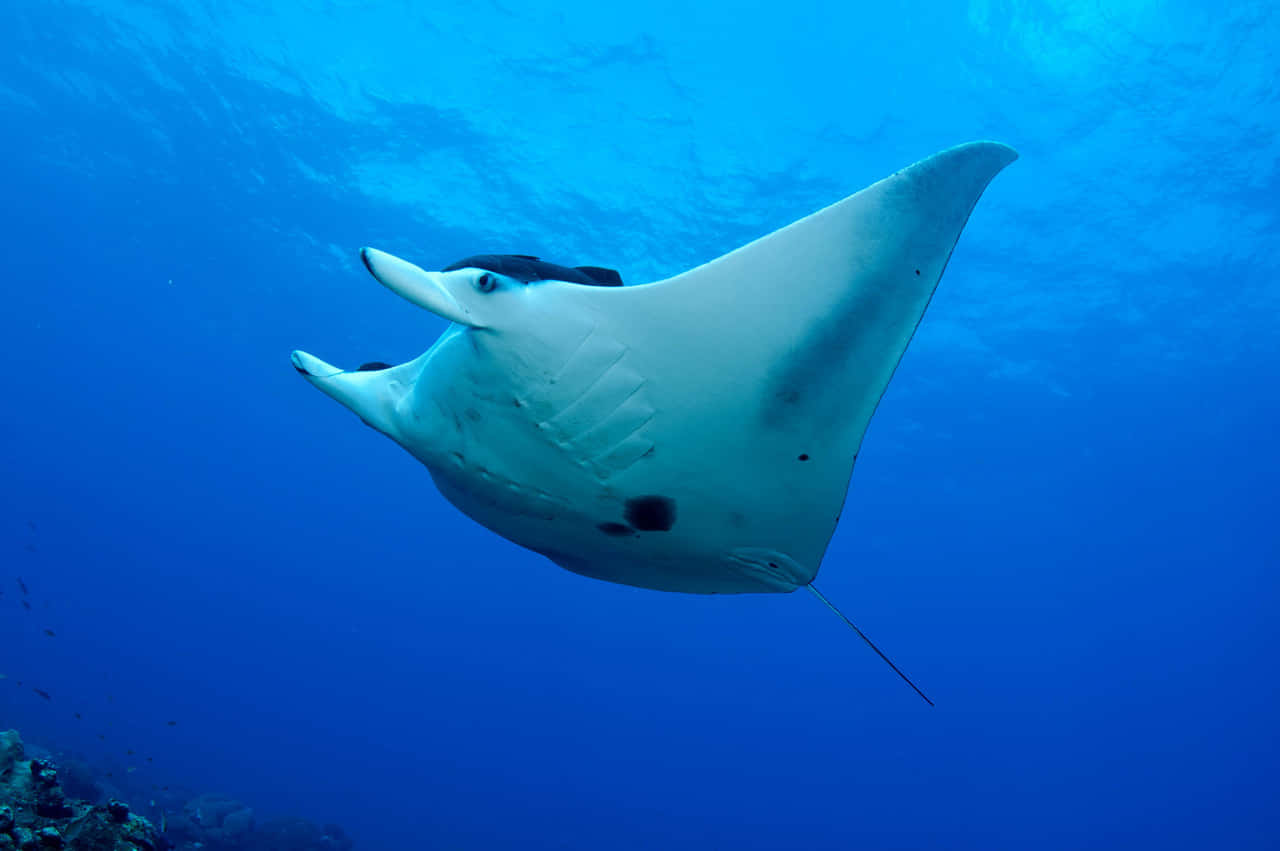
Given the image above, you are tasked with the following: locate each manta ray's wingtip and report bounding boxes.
[883,140,1018,219]
[931,139,1018,166]
[984,139,1018,164]
[955,139,1019,167]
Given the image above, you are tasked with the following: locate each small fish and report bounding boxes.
[33,687,51,701]
[98,734,105,741]
[166,720,176,726]
[21,600,31,611]
[43,629,55,638]
[17,577,29,595]
[146,757,153,763]
[127,749,134,755]
[74,712,81,719]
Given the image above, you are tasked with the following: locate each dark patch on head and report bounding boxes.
[798,453,810,461]
[597,522,634,537]
[357,361,393,372]
[442,254,623,286]
[574,265,623,285]
[624,496,676,532]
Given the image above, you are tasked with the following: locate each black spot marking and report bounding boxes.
[914,269,921,275]
[597,522,634,537]
[357,361,393,372]
[798,453,810,461]
[625,496,676,532]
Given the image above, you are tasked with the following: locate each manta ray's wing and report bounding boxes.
[544,141,1016,588]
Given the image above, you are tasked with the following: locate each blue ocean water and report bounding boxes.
[1,1,1277,848]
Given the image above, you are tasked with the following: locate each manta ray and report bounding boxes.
[293,141,1017,703]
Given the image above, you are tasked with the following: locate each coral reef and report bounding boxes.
[163,798,352,851]
[0,730,164,851]
[0,730,353,850]
[163,794,254,850]
[51,763,100,808]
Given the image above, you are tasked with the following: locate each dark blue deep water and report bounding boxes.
[2,2,1277,849]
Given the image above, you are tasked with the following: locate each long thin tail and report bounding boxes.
[807,584,934,706]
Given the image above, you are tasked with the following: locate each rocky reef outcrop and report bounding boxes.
[1,729,353,851]
[0,729,164,850]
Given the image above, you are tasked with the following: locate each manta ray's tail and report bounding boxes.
[807,584,934,706]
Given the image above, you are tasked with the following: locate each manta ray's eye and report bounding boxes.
[476,272,498,293]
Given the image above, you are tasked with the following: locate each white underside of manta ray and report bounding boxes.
[293,141,1017,702]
